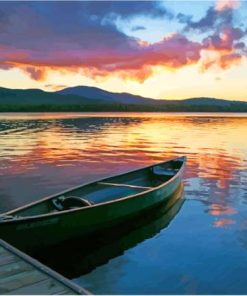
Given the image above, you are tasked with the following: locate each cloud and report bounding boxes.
[0,2,198,82]
[45,84,68,91]
[218,52,242,68]
[176,13,193,24]
[24,66,47,81]
[179,0,241,33]
[200,50,243,71]
[176,1,246,73]
[0,33,201,83]
[181,6,234,32]
[203,27,245,51]
[131,26,146,32]
[81,1,172,20]
[0,1,246,82]
[215,0,240,12]
[200,25,246,71]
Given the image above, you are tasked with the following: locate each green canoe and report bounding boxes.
[34,184,184,278]
[0,156,186,251]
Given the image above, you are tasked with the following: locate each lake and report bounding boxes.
[0,112,247,294]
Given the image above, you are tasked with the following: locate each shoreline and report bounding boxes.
[1,109,247,113]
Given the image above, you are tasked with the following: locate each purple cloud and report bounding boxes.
[179,4,235,33]
[131,26,146,32]
[0,1,246,82]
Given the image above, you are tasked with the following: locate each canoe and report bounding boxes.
[34,184,184,278]
[0,156,186,251]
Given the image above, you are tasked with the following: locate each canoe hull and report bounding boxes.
[0,168,183,251]
[33,184,184,277]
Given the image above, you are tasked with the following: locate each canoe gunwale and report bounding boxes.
[1,156,186,224]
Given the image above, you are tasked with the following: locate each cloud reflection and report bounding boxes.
[0,113,246,215]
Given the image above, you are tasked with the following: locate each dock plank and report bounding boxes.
[57,289,76,295]
[0,246,8,255]
[0,260,33,278]
[6,278,73,295]
[0,253,19,266]
[0,239,89,295]
[0,269,47,292]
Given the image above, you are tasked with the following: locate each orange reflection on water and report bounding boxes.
[214,219,236,228]
[209,204,237,216]
[0,113,246,211]
[197,153,240,188]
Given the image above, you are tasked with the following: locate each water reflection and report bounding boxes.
[31,185,184,278]
[0,112,247,294]
[0,113,246,213]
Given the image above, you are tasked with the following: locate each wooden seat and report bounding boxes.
[98,182,152,190]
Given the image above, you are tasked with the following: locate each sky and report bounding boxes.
[0,0,247,101]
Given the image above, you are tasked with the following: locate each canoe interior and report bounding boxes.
[4,157,184,219]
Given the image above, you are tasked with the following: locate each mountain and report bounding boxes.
[0,87,103,105]
[182,97,232,106]
[57,85,165,105]
[0,85,247,112]
[57,86,247,108]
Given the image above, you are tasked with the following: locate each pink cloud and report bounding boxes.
[203,27,245,51]
[201,26,246,71]
[0,2,246,82]
[24,66,47,81]
[0,33,202,82]
[215,0,240,12]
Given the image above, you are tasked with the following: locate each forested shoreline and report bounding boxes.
[1,103,247,112]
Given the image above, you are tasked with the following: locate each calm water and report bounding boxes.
[0,112,247,294]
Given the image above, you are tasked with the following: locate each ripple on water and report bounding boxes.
[0,112,247,294]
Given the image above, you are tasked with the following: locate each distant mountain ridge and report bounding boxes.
[57,85,166,105]
[0,85,247,112]
[0,87,103,105]
[57,86,239,106]
[58,85,243,106]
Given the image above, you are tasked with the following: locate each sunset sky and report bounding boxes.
[1,0,247,101]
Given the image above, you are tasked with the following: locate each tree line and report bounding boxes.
[1,103,247,112]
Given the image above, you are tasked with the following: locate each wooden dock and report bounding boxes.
[0,239,89,295]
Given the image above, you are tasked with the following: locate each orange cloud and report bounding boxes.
[200,50,243,71]
[45,84,69,91]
